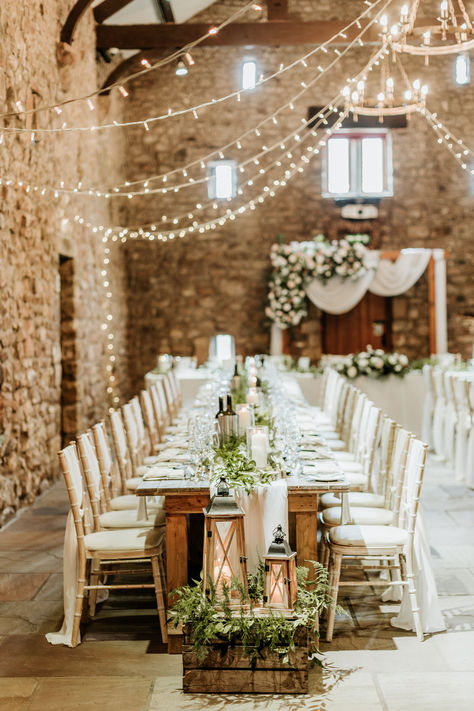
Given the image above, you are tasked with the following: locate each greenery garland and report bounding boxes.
[170,562,340,668]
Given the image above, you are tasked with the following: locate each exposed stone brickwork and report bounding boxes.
[0,2,128,524]
[120,0,473,393]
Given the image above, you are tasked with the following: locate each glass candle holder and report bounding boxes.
[235,403,254,435]
[246,387,259,405]
[247,425,269,469]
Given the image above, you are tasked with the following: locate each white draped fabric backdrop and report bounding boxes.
[270,248,448,354]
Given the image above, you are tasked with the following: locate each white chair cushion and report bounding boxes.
[332,450,355,461]
[110,494,164,511]
[344,472,368,488]
[329,524,408,548]
[84,527,164,552]
[321,506,393,527]
[320,492,385,509]
[327,440,346,451]
[144,455,162,465]
[125,477,143,491]
[337,460,363,473]
[99,509,165,529]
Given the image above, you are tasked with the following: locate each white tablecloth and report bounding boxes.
[297,371,425,438]
[145,369,209,408]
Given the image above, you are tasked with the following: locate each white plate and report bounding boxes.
[306,472,344,482]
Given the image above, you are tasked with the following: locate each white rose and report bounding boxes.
[347,365,358,378]
[400,355,409,366]
[394,364,402,372]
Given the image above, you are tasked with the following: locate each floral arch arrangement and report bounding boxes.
[266,234,370,329]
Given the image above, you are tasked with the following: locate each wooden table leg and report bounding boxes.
[293,493,319,582]
[165,512,188,654]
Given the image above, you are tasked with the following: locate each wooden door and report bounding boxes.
[322,292,392,354]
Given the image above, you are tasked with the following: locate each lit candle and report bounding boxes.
[237,404,253,434]
[251,431,268,468]
[248,375,257,387]
[246,388,259,405]
[400,4,408,24]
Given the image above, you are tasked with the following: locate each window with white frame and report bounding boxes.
[242,59,257,90]
[207,160,237,199]
[323,129,393,199]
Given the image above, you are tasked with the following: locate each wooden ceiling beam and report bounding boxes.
[61,0,95,44]
[100,49,167,91]
[93,0,136,24]
[97,19,379,48]
[97,17,439,49]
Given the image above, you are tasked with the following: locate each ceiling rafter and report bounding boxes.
[61,0,95,44]
[96,16,439,49]
[93,0,136,24]
[100,49,167,91]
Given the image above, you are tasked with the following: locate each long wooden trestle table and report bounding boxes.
[137,475,349,653]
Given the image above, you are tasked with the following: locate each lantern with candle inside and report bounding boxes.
[263,525,297,612]
[247,425,269,469]
[202,477,248,601]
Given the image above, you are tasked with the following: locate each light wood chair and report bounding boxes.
[324,437,428,642]
[77,433,164,531]
[58,443,167,646]
[319,423,409,539]
[110,409,144,492]
[140,389,163,454]
[93,421,164,513]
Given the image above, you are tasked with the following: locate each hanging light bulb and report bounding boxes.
[176,59,188,76]
[400,4,409,25]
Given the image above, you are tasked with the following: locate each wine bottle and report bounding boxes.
[222,394,238,442]
[215,396,225,419]
[230,363,241,391]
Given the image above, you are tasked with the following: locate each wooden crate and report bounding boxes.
[182,626,309,694]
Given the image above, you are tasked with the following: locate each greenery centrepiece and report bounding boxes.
[208,435,275,494]
[331,345,411,379]
[266,234,370,329]
[170,562,338,668]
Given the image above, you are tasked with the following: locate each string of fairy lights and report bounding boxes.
[2,0,472,409]
[0,0,390,199]
[0,0,384,137]
[99,42,394,408]
[420,107,474,172]
[0,1,264,125]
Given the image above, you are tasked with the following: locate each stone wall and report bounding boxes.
[0,2,128,524]
[120,0,473,392]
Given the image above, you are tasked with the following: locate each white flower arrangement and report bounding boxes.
[266,234,370,328]
[333,345,411,379]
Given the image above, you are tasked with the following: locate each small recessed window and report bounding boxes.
[242,60,257,90]
[455,52,470,85]
[208,160,237,199]
[323,129,393,199]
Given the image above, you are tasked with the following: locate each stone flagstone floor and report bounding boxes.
[0,456,473,710]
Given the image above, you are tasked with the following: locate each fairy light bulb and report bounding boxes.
[404,89,412,100]
[118,85,129,97]
[400,4,408,24]
[421,84,429,96]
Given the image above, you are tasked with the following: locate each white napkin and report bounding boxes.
[303,461,341,475]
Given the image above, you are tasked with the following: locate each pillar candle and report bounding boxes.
[246,389,258,405]
[237,406,252,433]
[251,432,268,468]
